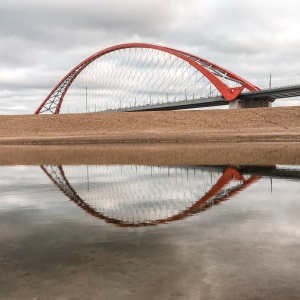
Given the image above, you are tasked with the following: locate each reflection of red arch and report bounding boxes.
[41,166,260,227]
[35,43,260,114]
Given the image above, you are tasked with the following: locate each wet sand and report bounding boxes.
[0,142,300,166]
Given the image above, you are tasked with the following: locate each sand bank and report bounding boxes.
[0,107,299,145]
[0,107,299,165]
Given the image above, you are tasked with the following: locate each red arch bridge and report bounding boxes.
[35,43,300,114]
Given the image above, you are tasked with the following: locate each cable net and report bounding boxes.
[43,165,251,226]
[60,48,227,113]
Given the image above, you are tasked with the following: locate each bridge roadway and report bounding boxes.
[190,165,300,181]
[112,84,300,112]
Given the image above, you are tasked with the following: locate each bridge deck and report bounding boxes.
[239,84,300,100]
[108,84,300,112]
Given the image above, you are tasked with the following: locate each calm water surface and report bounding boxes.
[0,164,299,300]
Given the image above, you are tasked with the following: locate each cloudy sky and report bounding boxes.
[1,0,300,114]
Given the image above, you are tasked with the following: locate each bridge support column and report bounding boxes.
[229,99,272,109]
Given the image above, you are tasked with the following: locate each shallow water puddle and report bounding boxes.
[0,164,299,299]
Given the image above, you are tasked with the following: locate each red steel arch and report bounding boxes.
[35,43,260,114]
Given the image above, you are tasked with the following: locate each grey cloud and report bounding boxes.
[0,0,187,72]
[0,0,183,45]
[166,0,300,83]
[1,0,300,114]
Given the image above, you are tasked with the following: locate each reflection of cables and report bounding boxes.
[86,165,89,191]
[41,165,260,227]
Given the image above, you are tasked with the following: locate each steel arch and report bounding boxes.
[35,43,260,114]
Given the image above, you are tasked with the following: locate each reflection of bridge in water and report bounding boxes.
[42,166,259,226]
[42,165,300,227]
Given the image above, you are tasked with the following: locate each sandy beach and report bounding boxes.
[0,106,299,144]
[0,106,299,165]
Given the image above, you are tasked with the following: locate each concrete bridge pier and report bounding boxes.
[229,99,272,109]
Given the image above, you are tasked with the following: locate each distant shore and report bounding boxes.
[0,106,300,145]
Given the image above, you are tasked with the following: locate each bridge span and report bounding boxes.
[35,43,300,114]
[111,84,300,112]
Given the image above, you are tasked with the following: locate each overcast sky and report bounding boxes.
[1,0,300,114]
